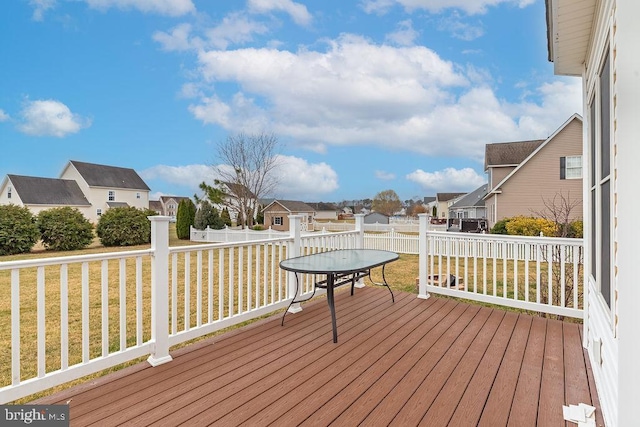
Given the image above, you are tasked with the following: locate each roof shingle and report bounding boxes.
[8,175,91,206]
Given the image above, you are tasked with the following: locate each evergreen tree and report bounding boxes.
[176,199,196,239]
[194,200,225,230]
[220,207,232,227]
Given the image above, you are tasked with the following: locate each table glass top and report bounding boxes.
[280,249,399,274]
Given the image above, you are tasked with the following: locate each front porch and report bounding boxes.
[34,286,602,426]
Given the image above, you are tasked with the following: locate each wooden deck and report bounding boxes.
[34,287,603,426]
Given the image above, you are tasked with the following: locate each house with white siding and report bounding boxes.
[0,160,151,223]
[59,160,150,222]
[0,175,92,217]
[546,0,640,425]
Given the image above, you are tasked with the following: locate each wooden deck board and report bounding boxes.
[31,287,602,427]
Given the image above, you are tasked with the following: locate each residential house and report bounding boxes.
[483,115,583,229]
[364,212,389,225]
[306,202,339,221]
[448,184,488,219]
[262,200,315,231]
[0,175,91,217]
[434,193,465,220]
[546,1,640,425]
[158,196,192,219]
[148,200,163,215]
[215,182,258,226]
[60,160,150,222]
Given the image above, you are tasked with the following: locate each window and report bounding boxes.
[588,48,612,309]
[108,190,115,201]
[97,209,102,217]
[274,216,283,225]
[136,192,141,199]
[560,155,582,179]
[7,187,11,199]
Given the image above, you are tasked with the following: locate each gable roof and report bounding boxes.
[7,175,90,206]
[222,182,257,199]
[423,196,436,203]
[449,184,488,209]
[484,114,583,199]
[263,199,315,213]
[159,195,191,204]
[436,192,466,202]
[69,160,151,191]
[149,200,163,211]
[484,139,545,170]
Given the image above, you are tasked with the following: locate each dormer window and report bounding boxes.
[108,190,115,201]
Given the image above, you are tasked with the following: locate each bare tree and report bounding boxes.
[197,132,280,228]
[372,190,402,216]
[531,191,583,319]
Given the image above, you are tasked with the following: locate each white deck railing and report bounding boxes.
[0,215,360,404]
[0,213,584,403]
[416,214,584,319]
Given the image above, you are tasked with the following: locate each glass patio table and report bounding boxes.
[280,249,399,343]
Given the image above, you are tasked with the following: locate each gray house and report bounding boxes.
[448,184,488,219]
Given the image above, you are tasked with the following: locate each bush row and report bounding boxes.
[0,204,158,255]
[490,215,583,238]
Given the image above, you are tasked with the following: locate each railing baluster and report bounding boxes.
[82,262,89,363]
[184,252,190,331]
[197,251,202,327]
[60,264,69,370]
[101,260,108,357]
[136,256,143,346]
[11,269,20,385]
[119,258,126,351]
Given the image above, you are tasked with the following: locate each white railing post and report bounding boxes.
[418,214,430,299]
[354,214,365,249]
[147,216,173,367]
[354,214,366,288]
[287,215,303,313]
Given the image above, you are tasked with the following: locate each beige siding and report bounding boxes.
[495,118,583,225]
[489,166,515,188]
[0,179,22,206]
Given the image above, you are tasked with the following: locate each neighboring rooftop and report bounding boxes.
[7,175,90,206]
[264,199,316,212]
[484,140,545,170]
[69,160,151,191]
[307,202,339,211]
[450,184,488,209]
[436,193,466,202]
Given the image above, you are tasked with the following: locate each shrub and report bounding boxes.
[194,200,225,230]
[176,199,196,239]
[490,218,510,235]
[505,216,558,237]
[569,220,583,238]
[0,204,39,255]
[96,207,154,246]
[37,207,94,251]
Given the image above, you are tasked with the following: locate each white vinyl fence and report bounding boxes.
[0,215,360,404]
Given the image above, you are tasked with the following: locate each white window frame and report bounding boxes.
[7,187,11,199]
[108,190,115,202]
[97,208,102,217]
[136,192,141,199]
[274,216,283,225]
[564,155,583,179]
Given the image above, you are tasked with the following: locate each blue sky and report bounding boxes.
[0,0,581,203]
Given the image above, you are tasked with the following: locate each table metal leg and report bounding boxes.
[326,273,338,343]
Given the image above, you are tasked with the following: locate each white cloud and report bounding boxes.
[272,155,339,199]
[247,0,313,26]
[406,167,486,193]
[375,170,396,180]
[84,0,195,16]
[385,20,419,46]
[141,156,338,201]
[29,0,56,21]
[0,109,9,122]
[186,36,581,160]
[362,0,535,15]
[438,12,484,41]
[18,99,91,137]
[205,12,270,50]
[153,23,201,52]
[140,164,214,190]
